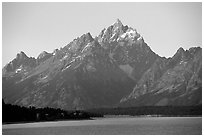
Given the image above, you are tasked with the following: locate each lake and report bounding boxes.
[2,117,202,135]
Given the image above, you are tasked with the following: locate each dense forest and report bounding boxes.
[2,100,103,124]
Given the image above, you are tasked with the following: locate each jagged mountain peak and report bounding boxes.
[176,47,185,54]
[189,46,202,55]
[37,51,52,64]
[75,32,93,41]
[86,32,93,38]
[116,18,123,24]
[97,19,145,45]
[113,18,123,29]
[171,47,186,59]
[16,51,28,60]
[172,46,201,61]
[37,51,50,58]
[3,51,37,75]
[81,32,94,41]
[174,47,201,56]
[112,19,125,34]
[19,51,26,55]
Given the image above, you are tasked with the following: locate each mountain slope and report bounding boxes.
[2,19,202,110]
[120,47,202,107]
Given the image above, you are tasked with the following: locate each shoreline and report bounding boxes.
[103,114,202,118]
[3,115,202,126]
[3,114,202,125]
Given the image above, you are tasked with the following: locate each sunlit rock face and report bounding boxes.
[120,47,202,107]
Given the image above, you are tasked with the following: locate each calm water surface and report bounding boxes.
[2,117,202,135]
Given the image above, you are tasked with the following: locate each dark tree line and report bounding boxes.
[3,99,201,124]
[2,100,103,124]
[87,106,202,116]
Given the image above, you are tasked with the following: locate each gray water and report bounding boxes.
[2,117,202,135]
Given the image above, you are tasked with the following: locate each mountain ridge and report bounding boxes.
[2,19,202,110]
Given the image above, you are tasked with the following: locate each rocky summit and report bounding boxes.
[2,19,202,110]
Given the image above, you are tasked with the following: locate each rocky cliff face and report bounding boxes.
[2,19,202,110]
[3,51,37,76]
[120,47,202,107]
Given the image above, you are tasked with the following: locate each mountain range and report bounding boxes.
[2,19,202,110]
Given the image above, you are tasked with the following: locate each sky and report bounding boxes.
[2,2,202,67]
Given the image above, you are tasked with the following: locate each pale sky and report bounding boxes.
[2,2,202,67]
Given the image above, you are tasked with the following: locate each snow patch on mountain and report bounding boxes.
[120,28,138,40]
[15,67,23,73]
[15,69,21,73]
